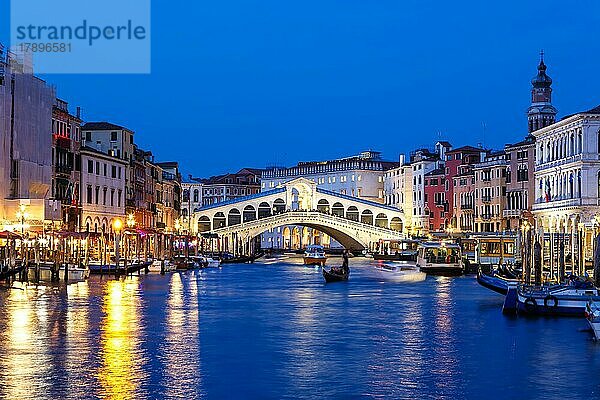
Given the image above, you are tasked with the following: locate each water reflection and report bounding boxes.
[0,285,48,399]
[160,272,202,398]
[98,278,147,400]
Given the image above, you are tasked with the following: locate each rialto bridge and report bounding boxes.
[190,178,406,252]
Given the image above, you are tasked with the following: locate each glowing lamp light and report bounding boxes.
[126,213,136,228]
[113,218,123,233]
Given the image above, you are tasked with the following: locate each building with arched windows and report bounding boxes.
[532,104,600,274]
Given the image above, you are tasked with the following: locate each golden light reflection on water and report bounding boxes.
[162,272,202,398]
[0,284,52,399]
[98,278,145,400]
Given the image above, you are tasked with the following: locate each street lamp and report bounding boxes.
[113,218,123,268]
[16,203,30,236]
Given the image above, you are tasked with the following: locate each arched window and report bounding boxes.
[193,189,199,203]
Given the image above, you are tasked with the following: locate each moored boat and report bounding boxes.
[27,261,90,282]
[372,263,426,283]
[416,242,463,276]
[516,281,600,316]
[149,259,176,273]
[322,266,349,283]
[586,301,600,339]
[476,267,518,295]
[304,245,327,266]
[373,239,419,262]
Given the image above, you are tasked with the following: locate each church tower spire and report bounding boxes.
[527,50,557,132]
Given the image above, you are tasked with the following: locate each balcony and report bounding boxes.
[479,214,495,220]
[460,204,474,210]
[55,164,73,175]
[503,209,522,218]
[532,197,594,211]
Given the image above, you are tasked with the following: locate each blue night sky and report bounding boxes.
[2,0,600,177]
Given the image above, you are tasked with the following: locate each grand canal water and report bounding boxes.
[0,257,599,399]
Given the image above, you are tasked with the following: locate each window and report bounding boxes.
[111,189,115,206]
[88,160,93,173]
[96,162,100,175]
[103,163,107,176]
[193,189,199,203]
[112,165,117,178]
[86,185,92,203]
[118,190,122,207]
[95,186,100,204]
[111,131,118,141]
[85,131,91,141]
[118,167,122,179]
[103,187,107,205]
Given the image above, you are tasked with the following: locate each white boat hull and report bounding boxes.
[28,264,90,282]
[373,265,426,283]
[589,319,600,340]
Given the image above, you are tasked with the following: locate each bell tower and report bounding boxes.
[527,51,557,133]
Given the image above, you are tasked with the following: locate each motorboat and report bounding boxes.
[28,261,90,282]
[322,266,349,283]
[416,242,463,276]
[373,239,419,262]
[372,263,426,283]
[173,256,197,270]
[304,245,327,266]
[149,259,176,273]
[516,280,600,316]
[197,255,221,268]
[586,301,600,339]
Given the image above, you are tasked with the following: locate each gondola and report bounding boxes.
[322,267,349,283]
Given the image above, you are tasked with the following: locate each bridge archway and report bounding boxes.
[258,202,271,218]
[347,206,359,221]
[228,208,241,226]
[390,217,403,232]
[361,209,374,225]
[317,199,330,213]
[331,202,344,217]
[375,213,388,228]
[273,199,286,214]
[198,216,211,232]
[214,212,226,229]
[243,205,257,222]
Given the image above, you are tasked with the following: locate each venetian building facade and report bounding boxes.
[383,154,413,226]
[453,164,476,232]
[504,135,536,231]
[473,151,508,232]
[532,105,600,271]
[51,98,82,231]
[80,146,127,233]
[407,147,442,235]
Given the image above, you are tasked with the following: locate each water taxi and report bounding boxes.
[304,245,327,266]
[472,234,517,267]
[416,242,463,276]
[372,263,426,283]
[373,239,419,261]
